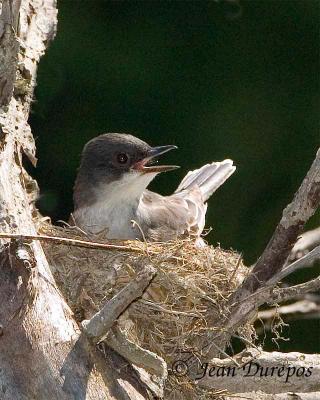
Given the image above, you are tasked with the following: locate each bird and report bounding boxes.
[71,133,236,241]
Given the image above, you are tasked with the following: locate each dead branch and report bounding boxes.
[257,298,320,327]
[73,259,167,382]
[82,265,156,340]
[226,275,320,326]
[289,226,320,262]
[233,148,320,302]
[199,348,320,394]
[269,275,320,304]
[268,244,320,285]
[196,149,320,365]
[106,328,167,378]
[209,276,320,348]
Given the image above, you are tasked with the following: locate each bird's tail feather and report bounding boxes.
[175,160,236,202]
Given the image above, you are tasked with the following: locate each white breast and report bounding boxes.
[73,199,138,239]
[73,171,157,239]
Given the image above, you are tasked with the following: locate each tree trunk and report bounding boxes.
[0,2,156,399]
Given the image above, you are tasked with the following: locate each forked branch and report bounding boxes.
[232,148,320,302]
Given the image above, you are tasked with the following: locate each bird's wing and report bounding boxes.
[175,160,236,202]
[138,160,235,241]
[138,188,206,241]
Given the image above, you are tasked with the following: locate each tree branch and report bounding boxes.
[82,265,156,341]
[232,148,320,302]
[257,297,320,328]
[196,150,320,364]
[226,275,320,328]
[199,348,320,394]
[268,244,320,285]
[289,226,320,262]
[269,276,320,304]
[105,328,167,378]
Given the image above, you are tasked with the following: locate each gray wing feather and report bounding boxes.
[175,160,236,202]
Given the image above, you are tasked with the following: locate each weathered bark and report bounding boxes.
[199,348,320,394]
[289,226,320,262]
[224,393,320,400]
[0,0,21,106]
[0,2,159,399]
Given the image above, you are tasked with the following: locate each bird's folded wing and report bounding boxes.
[138,188,206,241]
[138,161,235,241]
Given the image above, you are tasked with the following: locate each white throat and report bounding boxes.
[96,170,157,204]
[74,171,157,238]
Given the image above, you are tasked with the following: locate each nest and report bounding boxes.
[39,220,252,398]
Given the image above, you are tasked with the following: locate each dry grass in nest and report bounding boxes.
[38,220,252,396]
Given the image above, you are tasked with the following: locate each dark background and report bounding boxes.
[29,1,319,352]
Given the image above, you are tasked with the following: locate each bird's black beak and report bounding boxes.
[133,145,180,173]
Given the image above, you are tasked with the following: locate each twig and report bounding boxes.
[139,299,201,317]
[268,244,320,285]
[269,275,320,304]
[82,265,156,341]
[0,232,146,253]
[257,298,320,323]
[204,276,320,358]
[131,219,150,258]
[231,275,320,315]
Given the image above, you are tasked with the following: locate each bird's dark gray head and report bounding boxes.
[73,133,178,209]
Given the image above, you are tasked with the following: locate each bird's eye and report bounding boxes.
[116,153,129,164]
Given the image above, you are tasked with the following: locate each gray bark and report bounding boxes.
[289,226,320,262]
[0,1,158,399]
[199,348,320,394]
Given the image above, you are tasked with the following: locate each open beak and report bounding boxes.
[133,145,180,173]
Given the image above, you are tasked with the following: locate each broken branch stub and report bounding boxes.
[82,265,156,341]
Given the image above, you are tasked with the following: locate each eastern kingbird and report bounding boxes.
[71,133,235,241]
